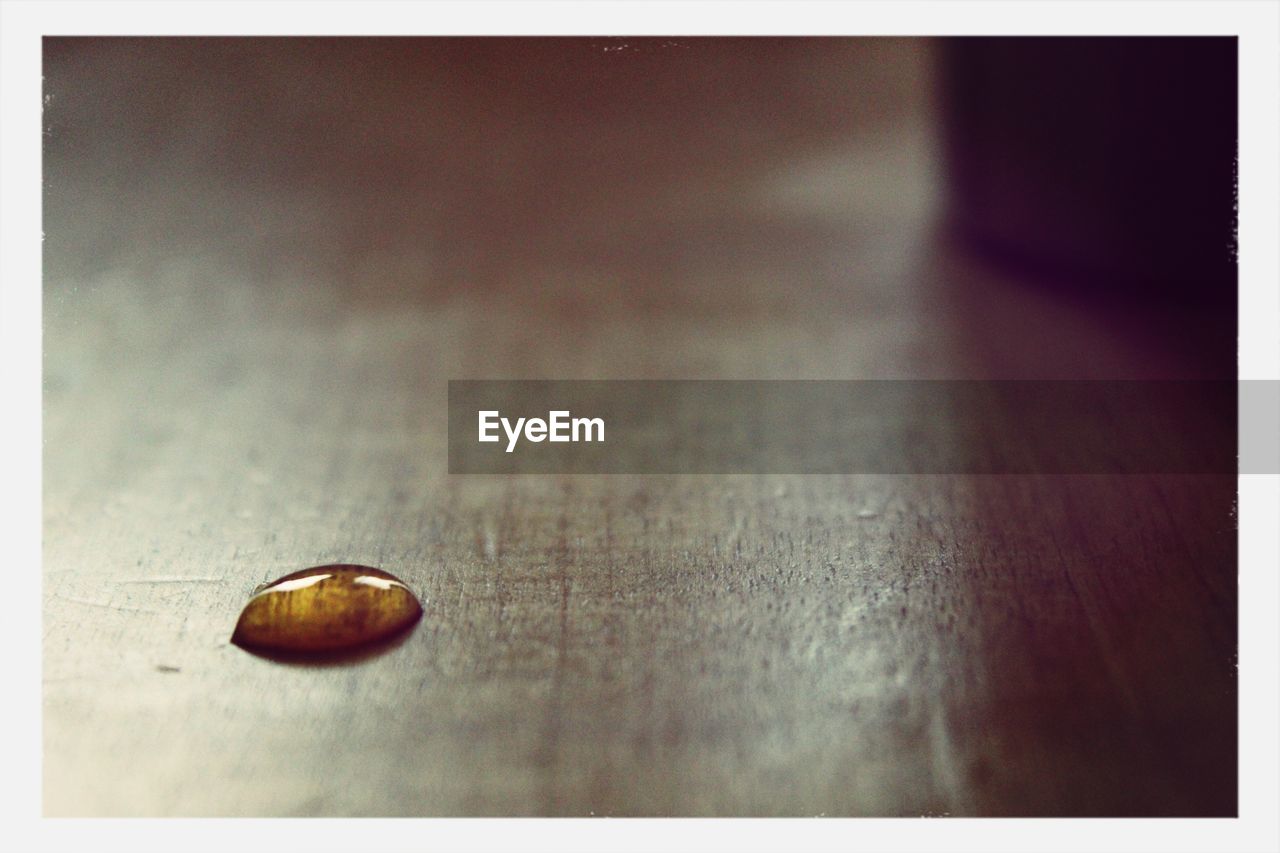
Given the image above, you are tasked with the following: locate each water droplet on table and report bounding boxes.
[231,564,423,657]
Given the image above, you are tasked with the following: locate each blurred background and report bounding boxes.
[43,38,1236,816]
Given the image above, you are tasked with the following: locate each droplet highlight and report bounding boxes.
[231,564,423,656]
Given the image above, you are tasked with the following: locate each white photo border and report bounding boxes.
[3,2,1276,851]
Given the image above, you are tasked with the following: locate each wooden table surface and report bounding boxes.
[41,38,1236,816]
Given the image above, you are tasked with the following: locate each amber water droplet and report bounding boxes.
[231,564,423,655]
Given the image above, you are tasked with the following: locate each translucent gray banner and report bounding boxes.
[447,380,1277,475]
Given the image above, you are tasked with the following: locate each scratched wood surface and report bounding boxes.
[41,38,1235,816]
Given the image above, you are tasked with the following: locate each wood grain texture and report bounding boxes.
[42,38,1235,816]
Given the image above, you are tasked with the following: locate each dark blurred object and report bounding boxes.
[941,37,1237,303]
